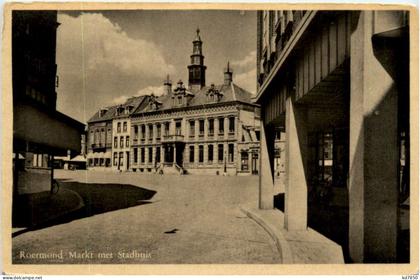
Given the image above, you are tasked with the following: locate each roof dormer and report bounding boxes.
[206,83,223,102]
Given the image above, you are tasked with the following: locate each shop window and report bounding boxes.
[113,153,118,166]
[308,129,348,189]
[228,144,234,162]
[119,152,123,167]
[241,152,249,171]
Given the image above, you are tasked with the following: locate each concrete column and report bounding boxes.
[194,144,199,164]
[145,125,149,144]
[204,144,208,165]
[204,118,208,140]
[160,146,164,164]
[195,120,199,140]
[173,145,177,165]
[224,117,229,139]
[284,97,308,230]
[145,147,149,165]
[348,11,399,263]
[259,120,274,210]
[152,147,156,166]
[235,116,239,138]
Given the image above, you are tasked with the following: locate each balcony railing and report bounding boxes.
[162,134,185,143]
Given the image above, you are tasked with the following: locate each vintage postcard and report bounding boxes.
[1,2,419,276]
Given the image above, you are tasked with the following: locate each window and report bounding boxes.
[255,131,261,141]
[134,125,138,137]
[94,158,98,166]
[199,120,205,135]
[189,120,195,137]
[117,122,121,133]
[119,152,124,166]
[100,158,104,166]
[189,146,195,163]
[31,153,48,168]
[107,129,112,144]
[156,124,161,138]
[126,136,129,147]
[90,130,94,145]
[199,145,204,163]
[100,129,105,145]
[114,137,118,148]
[219,118,224,134]
[133,148,138,163]
[241,152,249,171]
[228,144,234,162]
[148,147,153,163]
[141,148,145,163]
[95,130,99,144]
[123,122,127,132]
[141,125,146,139]
[229,117,235,133]
[208,119,214,135]
[175,121,182,136]
[156,147,161,163]
[178,96,182,105]
[89,159,93,167]
[148,124,153,140]
[218,144,224,163]
[208,145,213,164]
[120,136,124,148]
[164,122,170,136]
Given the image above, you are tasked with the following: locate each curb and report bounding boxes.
[240,206,294,264]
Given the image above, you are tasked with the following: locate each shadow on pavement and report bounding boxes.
[13,181,156,237]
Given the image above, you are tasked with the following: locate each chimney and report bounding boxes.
[224,61,233,85]
[163,74,172,95]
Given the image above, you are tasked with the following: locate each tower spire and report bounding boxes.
[224,61,233,85]
[188,28,206,91]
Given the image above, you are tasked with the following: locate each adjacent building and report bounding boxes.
[255,11,409,263]
[86,96,148,171]
[12,11,85,224]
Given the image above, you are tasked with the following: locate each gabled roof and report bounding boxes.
[133,82,256,115]
[87,95,148,123]
[87,105,119,123]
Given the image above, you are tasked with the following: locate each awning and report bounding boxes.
[14,103,85,154]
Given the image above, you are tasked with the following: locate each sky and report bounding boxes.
[55,10,257,124]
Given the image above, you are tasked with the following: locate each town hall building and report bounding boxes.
[86,29,261,175]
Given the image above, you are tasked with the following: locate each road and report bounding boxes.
[12,170,281,264]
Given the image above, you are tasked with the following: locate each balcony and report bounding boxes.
[162,134,185,143]
[91,143,107,152]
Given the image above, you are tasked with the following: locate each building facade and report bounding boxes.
[86,96,148,171]
[130,30,261,175]
[12,11,85,226]
[255,10,410,263]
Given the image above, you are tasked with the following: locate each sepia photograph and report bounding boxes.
[2,3,418,275]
